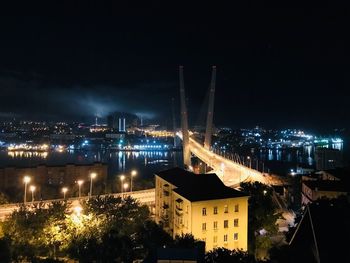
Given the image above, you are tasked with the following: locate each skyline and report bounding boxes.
[0,4,349,131]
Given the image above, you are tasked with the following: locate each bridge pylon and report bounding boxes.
[204,66,216,150]
[179,66,191,167]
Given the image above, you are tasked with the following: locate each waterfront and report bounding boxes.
[0,149,183,191]
[0,139,345,182]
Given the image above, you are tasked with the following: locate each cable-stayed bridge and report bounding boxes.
[178,66,284,187]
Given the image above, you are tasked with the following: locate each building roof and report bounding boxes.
[289,200,350,262]
[155,167,248,202]
[320,167,350,182]
[303,180,348,193]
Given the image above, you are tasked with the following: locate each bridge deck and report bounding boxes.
[187,136,284,187]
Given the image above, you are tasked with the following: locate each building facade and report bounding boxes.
[315,147,343,170]
[0,162,107,200]
[301,180,347,205]
[155,167,248,251]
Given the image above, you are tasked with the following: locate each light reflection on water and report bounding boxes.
[0,150,183,181]
[259,142,344,172]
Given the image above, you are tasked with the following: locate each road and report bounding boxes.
[0,188,155,221]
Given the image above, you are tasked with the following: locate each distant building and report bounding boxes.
[155,167,248,252]
[314,147,343,170]
[107,114,118,130]
[50,134,77,141]
[301,180,348,205]
[0,162,107,199]
[119,117,126,132]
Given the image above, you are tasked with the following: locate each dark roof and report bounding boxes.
[321,167,350,182]
[156,167,195,186]
[289,200,350,262]
[303,180,348,193]
[155,167,248,202]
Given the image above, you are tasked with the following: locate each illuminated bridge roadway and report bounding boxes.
[0,188,155,222]
[179,132,285,187]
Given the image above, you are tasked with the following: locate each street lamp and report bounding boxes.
[122,183,129,200]
[77,180,84,198]
[120,175,125,194]
[123,183,129,192]
[23,176,31,204]
[89,172,97,198]
[62,187,68,199]
[130,170,137,192]
[247,156,251,169]
[29,185,36,203]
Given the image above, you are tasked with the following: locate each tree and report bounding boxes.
[135,220,173,260]
[173,233,198,249]
[1,201,68,261]
[205,248,256,263]
[240,182,281,257]
[67,195,153,262]
[0,192,9,205]
[2,195,169,262]
[0,237,11,263]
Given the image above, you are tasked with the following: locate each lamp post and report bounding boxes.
[62,187,68,199]
[89,172,97,198]
[123,183,129,193]
[123,183,129,200]
[77,180,84,198]
[23,176,31,204]
[120,175,125,194]
[247,156,251,169]
[130,170,137,192]
[29,185,36,203]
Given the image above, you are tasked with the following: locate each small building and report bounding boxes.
[301,180,347,206]
[155,167,248,252]
[314,147,343,171]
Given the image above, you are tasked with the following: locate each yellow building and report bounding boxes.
[155,167,248,251]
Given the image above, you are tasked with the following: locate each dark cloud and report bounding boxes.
[0,4,349,132]
[0,74,175,121]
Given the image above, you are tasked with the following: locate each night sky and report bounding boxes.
[0,3,349,131]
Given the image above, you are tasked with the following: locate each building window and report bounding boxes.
[224,234,228,242]
[234,204,239,212]
[224,220,229,228]
[234,218,239,227]
[224,205,228,213]
[202,223,206,231]
[214,221,218,230]
[214,206,218,214]
[202,208,207,216]
[213,236,217,243]
[234,233,239,241]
